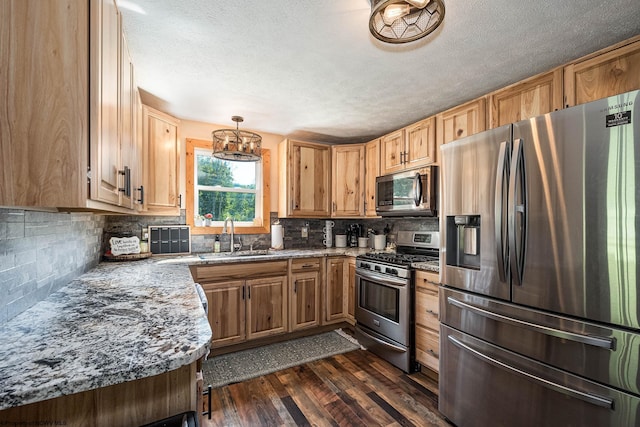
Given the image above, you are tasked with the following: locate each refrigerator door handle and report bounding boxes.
[448,335,614,409]
[494,140,510,282]
[447,296,616,349]
[508,138,527,286]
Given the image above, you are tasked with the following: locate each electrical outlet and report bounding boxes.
[301,226,308,238]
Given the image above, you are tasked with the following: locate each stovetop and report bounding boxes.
[358,252,438,267]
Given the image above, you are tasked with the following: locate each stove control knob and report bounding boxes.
[361,262,371,269]
[387,268,398,276]
[374,265,381,272]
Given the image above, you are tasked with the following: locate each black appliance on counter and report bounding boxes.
[355,230,439,373]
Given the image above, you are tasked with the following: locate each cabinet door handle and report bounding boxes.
[294,280,297,293]
[242,286,245,300]
[301,264,314,268]
[178,194,182,208]
[136,185,144,205]
[247,286,251,299]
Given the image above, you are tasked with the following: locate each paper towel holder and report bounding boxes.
[271,220,284,250]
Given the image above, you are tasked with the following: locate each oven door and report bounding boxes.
[355,268,409,346]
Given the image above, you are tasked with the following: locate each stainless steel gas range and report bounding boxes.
[355,230,439,373]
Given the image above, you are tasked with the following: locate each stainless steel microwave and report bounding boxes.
[375,166,438,217]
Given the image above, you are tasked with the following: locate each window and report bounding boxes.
[186,138,270,234]
[194,148,261,223]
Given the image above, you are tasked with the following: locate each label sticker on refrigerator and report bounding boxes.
[606,111,631,127]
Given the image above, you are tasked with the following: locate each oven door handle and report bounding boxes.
[356,326,407,353]
[355,269,408,288]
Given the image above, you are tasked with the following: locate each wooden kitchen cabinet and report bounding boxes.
[191,260,288,348]
[380,116,436,175]
[325,257,349,324]
[404,117,437,167]
[347,257,356,324]
[488,68,563,129]
[290,258,322,331]
[0,0,140,212]
[414,270,440,374]
[331,144,365,217]
[142,106,181,215]
[203,280,246,347]
[364,139,380,217]
[246,275,288,340]
[436,97,487,149]
[564,35,640,108]
[380,129,406,175]
[278,139,331,218]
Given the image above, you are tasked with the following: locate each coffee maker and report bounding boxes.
[347,224,362,247]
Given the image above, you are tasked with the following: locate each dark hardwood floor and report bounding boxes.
[202,349,451,427]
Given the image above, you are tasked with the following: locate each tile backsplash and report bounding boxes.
[0,209,105,324]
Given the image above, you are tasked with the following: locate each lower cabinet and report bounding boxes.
[290,258,322,331]
[192,261,288,348]
[415,270,440,373]
[347,257,356,324]
[193,256,356,349]
[325,257,349,324]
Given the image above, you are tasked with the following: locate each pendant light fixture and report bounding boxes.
[369,0,445,44]
[212,116,262,162]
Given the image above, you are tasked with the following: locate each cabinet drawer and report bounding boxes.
[416,325,439,373]
[191,260,288,282]
[415,287,439,330]
[291,257,321,272]
[415,270,439,291]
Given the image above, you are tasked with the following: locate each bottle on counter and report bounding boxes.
[214,235,220,253]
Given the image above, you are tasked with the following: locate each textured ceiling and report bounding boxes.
[117,0,640,143]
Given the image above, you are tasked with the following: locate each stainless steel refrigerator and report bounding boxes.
[439,90,640,427]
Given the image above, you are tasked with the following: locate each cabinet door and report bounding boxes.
[0,0,88,207]
[289,141,331,217]
[143,106,180,214]
[325,257,348,323]
[380,129,406,175]
[564,36,640,107]
[436,98,487,147]
[204,281,245,347]
[291,271,320,331]
[119,33,134,209]
[405,117,436,168]
[92,0,121,206]
[331,144,365,217]
[347,258,356,324]
[364,139,380,217]
[246,275,288,340]
[489,69,563,129]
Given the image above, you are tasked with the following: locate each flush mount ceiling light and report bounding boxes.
[369,0,445,44]
[212,116,262,162]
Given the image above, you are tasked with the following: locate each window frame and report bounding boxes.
[186,138,270,235]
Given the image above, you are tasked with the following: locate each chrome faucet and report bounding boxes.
[222,217,235,253]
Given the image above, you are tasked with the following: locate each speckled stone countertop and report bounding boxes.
[411,260,440,273]
[0,259,211,411]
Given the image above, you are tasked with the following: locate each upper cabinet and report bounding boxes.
[331,144,365,217]
[488,69,563,129]
[564,35,640,108]
[405,117,437,168]
[142,106,181,215]
[436,98,487,148]
[278,139,331,218]
[0,0,140,212]
[364,139,380,217]
[379,129,406,175]
[380,116,437,175]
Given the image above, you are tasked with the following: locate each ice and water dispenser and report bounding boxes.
[446,215,481,270]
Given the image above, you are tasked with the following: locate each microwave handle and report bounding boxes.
[413,172,423,206]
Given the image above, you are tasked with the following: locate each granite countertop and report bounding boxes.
[411,260,440,273]
[0,259,211,411]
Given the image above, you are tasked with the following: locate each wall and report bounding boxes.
[0,209,104,324]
